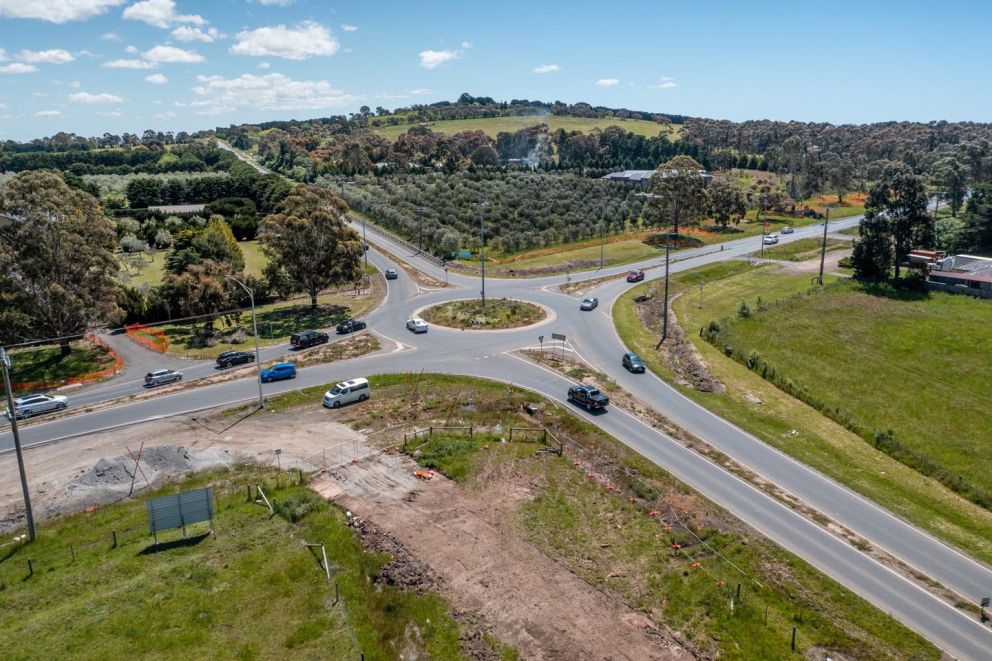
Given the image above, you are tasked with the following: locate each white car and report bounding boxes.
[781,226,794,234]
[763,233,779,245]
[323,378,371,408]
[6,393,69,419]
[406,317,428,333]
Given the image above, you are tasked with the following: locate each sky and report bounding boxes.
[0,0,991,141]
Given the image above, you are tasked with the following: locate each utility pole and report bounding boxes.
[818,208,830,285]
[225,276,264,409]
[479,208,486,308]
[1,347,35,541]
[656,238,671,349]
[362,216,368,269]
[600,220,605,270]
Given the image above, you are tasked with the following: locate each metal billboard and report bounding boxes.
[146,486,214,537]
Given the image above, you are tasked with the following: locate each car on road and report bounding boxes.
[763,233,779,245]
[216,350,255,368]
[323,377,371,408]
[336,319,368,334]
[626,269,645,283]
[144,369,183,387]
[567,384,609,411]
[579,297,599,311]
[406,317,428,333]
[622,352,646,373]
[781,226,794,234]
[5,393,69,419]
[290,330,329,349]
[260,361,296,383]
[384,268,398,280]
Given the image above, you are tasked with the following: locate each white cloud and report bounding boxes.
[33,92,47,97]
[17,49,75,64]
[257,0,294,4]
[35,109,62,117]
[125,45,139,54]
[419,49,459,69]
[461,41,472,49]
[101,31,123,40]
[76,49,98,57]
[172,25,222,42]
[0,101,6,108]
[532,64,559,74]
[647,76,678,89]
[258,62,270,69]
[144,45,205,63]
[98,110,123,117]
[0,63,38,74]
[189,72,359,114]
[70,91,125,103]
[68,80,81,88]
[0,0,125,23]
[409,88,431,96]
[122,0,204,29]
[0,48,7,61]
[104,58,159,69]
[595,78,619,87]
[341,24,357,32]
[145,73,168,84]
[231,21,338,60]
[154,110,177,118]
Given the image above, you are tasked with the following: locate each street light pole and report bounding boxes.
[226,276,264,409]
[1,347,35,541]
[600,221,605,270]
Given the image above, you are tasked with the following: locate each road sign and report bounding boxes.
[538,335,544,343]
[551,333,566,342]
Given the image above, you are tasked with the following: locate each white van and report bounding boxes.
[406,316,428,333]
[323,378,371,408]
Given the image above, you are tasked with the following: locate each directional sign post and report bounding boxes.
[538,335,544,355]
[551,333,566,359]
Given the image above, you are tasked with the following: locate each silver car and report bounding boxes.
[6,393,69,419]
[580,297,599,311]
[145,369,183,387]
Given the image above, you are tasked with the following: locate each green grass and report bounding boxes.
[120,240,268,289]
[759,237,850,262]
[160,281,383,359]
[420,298,545,329]
[0,467,463,660]
[6,340,115,389]
[612,264,992,567]
[715,280,992,508]
[371,115,678,141]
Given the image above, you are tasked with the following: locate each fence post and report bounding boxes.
[509,427,513,441]
[791,626,796,652]
[70,545,75,562]
[112,530,118,549]
[27,558,33,576]
[299,468,304,484]
[469,425,473,437]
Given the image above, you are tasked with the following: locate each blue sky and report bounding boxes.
[0,0,990,140]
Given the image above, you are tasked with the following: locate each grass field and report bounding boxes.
[613,263,992,567]
[759,237,850,261]
[420,298,545,329]
[120,240,268,289]
[714,280,992,508]
[6,340,115,388]
[372,115,678,141]
[160,276,384,359]
[0,467,462,659]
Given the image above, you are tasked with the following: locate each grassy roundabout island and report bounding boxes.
[420,298,546,330]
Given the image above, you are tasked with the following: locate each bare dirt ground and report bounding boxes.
[315,452,692,660]
[764,246,852,275]
[0,408,363,532]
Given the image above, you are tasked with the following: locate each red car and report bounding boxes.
[626,270,645,283]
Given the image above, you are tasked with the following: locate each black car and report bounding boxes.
[291,330,329,349]
[336,319,368,334]
[216,350,255,368]
[622,352,645,373]
[567,384,610,411]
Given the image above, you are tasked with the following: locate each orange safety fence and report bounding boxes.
[2,333,123,394]
[125,323,170,353]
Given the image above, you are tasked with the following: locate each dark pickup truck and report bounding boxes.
[567,384,610,411]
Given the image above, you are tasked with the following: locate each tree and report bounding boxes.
[851,212,893,279]
[258,185,363,309]
[645,155,709,237]
[958,184,992,254]
[860,163,933,278]
[821,152,853,203]
[165,215,244,274]
[930,157,967,217]
[159,259,231,331]
[0,171,122,353]
[707,181,746,228]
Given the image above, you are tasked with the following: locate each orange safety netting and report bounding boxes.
[125,323,169,353]
[4,333,123,393]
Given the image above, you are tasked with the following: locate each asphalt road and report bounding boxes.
[4,216,992,658]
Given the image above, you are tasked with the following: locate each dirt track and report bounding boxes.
[316,453,692,660]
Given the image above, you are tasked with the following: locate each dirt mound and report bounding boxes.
[636,292,724,393]
[350,515,442,595]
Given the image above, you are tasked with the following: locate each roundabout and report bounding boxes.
[417,297,550,331]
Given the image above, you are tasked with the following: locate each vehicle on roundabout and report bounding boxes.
[579,297,599,311]
[567,384,609,411]
[622,352,645,373]
[260,361,297,383]
[144,369,183,387]
[626,270,645,283]
[384,268,399,280]
[763,233,779,245]
[323,377,371,408]
[781,226,794,234]
[290,330,329,349]
[5,393,69,419]
[336,319,367,334]
[406,317,428,333]
[216,350,255,368]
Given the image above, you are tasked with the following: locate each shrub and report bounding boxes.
[120,234,149,253]
[274,490,324,523]
[154,229,173,249]
[737,299,752,318]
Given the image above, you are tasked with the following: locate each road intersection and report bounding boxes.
[3,216,992,658]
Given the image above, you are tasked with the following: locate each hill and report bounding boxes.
[372,114,679,140]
